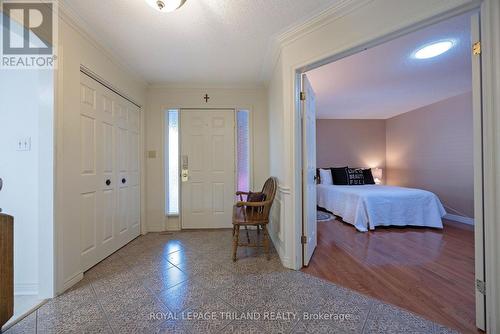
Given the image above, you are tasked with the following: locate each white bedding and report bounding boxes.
[317,184,446,232]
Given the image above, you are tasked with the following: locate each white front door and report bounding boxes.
[180,109,235,229]
[302,74,317,266]
[79,73,141,271]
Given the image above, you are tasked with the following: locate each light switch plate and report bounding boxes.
[17,137,31,151]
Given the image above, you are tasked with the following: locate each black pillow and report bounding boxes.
[347,168,365,185]
[246,192,266,212]
[363,169,375,184]
[330,167,349,185]
[248,192,266,202]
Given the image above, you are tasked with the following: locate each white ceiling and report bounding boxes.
[62,0,340,85]
[307,13,473,119]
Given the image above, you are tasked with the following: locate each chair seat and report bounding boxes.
[232,206,268,225]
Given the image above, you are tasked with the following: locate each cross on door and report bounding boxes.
[204,94,210,103]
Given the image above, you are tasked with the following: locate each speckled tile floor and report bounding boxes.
[3,230,459,334]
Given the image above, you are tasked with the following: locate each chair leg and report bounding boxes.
[262,224,270,260]
[232,225,240,262]
[245,225,250,244]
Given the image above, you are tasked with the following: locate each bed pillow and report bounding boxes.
[347,168,365,185]
[330,166,349,185]
[247,192,266,202]
[319,168,333,185]
[362,168,375,184]
[246,192,266,212]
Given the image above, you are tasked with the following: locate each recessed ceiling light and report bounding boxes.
[145,0,187,12]
[413,40,455,59]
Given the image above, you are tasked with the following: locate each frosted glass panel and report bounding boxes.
[237,110,250,192]
[167,110,179,214]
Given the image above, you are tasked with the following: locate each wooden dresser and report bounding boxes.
[0,213,13,328]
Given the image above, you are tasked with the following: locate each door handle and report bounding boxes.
[181,155,189,182]
[106,179,111,186]
[181,170,189,182]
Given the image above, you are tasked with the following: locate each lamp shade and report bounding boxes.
[372,168,383,184]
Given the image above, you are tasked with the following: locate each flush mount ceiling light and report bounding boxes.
[413,40,455,59]
[145,0,187,12]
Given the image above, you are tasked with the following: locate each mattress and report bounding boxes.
[317,184,446,232]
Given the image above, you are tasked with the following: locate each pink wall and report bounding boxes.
[386,92,474,218]
[316,92,473,218]
[316,119,386,170]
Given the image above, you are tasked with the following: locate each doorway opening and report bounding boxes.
[298,11,485,334]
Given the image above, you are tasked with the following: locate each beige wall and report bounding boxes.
[316,120,386,170]
[386,92,474,218]
[145,86,269,232]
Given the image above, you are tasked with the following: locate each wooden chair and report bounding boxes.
[232,177,277,261]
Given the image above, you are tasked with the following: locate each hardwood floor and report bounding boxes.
[302,218,481,334]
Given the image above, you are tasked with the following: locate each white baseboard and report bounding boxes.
[444,213,475,225]
[14,283,38,296]
[268,229,295,269]
[147,225,167,232]
[166,220,181,231]
[62,272,83,293]
[2,298,47,332]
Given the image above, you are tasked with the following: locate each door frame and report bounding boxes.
[294,2,496,331]
[162,107,254,231]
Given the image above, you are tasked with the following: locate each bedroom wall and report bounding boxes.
[316,119,386,171]
[386,92,474,218]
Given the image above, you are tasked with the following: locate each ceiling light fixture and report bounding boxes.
[145,0,187,12]
[413,40,455,59]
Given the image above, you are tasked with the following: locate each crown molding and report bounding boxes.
[148,82,266,91]
[57,0,148,88]
[277,0,374,47]
[260,0,374,82]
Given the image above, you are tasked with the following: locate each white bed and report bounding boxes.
[317,184,446,232]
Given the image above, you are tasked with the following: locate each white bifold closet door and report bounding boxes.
[79,73,141,271]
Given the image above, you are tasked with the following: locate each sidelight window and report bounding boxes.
[236,109,251,193]
[165,109,179,215]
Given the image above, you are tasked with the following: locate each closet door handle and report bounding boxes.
[105,179,111,186]
[122,178,126,184]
